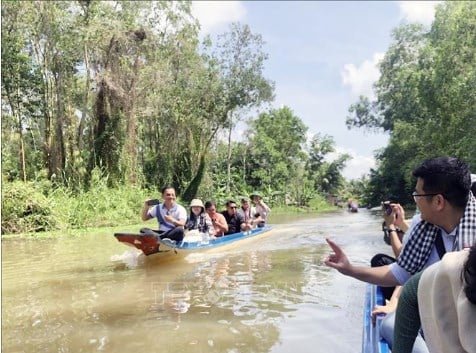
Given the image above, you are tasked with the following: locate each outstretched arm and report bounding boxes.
[324,238,400,286]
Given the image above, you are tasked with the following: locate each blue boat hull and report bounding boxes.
[114,225,272,256]
[362,284,391,353]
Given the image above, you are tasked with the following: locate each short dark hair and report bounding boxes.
[205,200,215,209]
[161,186,176,196]
[226,200,236,207]
[413,157,470,209]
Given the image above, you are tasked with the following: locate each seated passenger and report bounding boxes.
[250,192,271,227]
[141,186,187,242]
[205,201,228,237]
[393,245,476,353]
[185,199,214,238]
[237,197,262,230]
[221,200,246,235]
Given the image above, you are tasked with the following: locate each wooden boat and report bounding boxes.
[114,225,272,256]
[362,284,391,353]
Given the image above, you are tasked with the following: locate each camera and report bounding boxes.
[382,201,392,215]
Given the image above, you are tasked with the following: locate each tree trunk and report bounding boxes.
[78,42,90,150]
[50,70,66,178]
[226,112,233,193]
[123,56,140,184]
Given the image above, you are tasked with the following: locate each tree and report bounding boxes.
[246,106,307,192]
[345,1,476,205]
[1,1,44,182]
[210,23,275,193]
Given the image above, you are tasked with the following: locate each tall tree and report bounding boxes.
[305,133,349,194]
[210,23,275,193]
[1,1,44,181]
[246,106,307,192]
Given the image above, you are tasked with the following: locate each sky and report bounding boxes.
[190,1,441,180]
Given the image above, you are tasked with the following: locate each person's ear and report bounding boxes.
[434,194,446,211]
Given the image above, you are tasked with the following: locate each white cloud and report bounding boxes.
[191,1,247,35]
[341,52,384,98]
[398,1,441,26]
[328,147,376,181]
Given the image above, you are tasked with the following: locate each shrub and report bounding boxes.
[1,181,66,234]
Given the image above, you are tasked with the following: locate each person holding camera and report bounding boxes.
[381,201,411,257]
[325,157,476,353]
[250,192,270,227]
[141,186,187,242]
[238,197,263,230]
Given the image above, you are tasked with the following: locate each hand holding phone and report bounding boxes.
[147,199,160,206]
[382,202,392,215]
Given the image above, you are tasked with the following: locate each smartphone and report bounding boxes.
[147,199,160,206]
[382,202,392,215]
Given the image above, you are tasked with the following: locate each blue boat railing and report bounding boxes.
[161,225,272,250]
[362,284,391,353]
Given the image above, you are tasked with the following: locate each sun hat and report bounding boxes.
[190,199,204,209]
[250,191,262,199]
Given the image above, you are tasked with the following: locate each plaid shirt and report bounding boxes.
[397,192,476,275]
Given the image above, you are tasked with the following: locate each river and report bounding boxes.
[2,208,392,353]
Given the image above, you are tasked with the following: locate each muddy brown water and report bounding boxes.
[2,209,392,353]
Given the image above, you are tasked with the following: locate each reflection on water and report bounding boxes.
[2,209,392,353]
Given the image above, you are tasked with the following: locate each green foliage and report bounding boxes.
[346,1,476,206]
[1,181,66,234]
[247,106,308,190]
[1,170,153,235]
[1,0,352,230]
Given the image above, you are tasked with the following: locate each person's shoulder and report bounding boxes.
[440,250,468,271]
[411,213,421,225]
[175,203,187,215]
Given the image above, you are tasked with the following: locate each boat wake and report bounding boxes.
[110,248,145,269]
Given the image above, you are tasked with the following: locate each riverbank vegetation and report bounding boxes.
[1,1,351,235]
[2,1,475,235]
[1,173,336,236]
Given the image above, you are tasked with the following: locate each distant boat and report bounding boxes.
[348,201,359,213]
[114,225,273,256]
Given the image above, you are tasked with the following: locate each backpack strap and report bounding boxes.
[156,205,169,228]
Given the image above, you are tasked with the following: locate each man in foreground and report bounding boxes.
[324,156,476,350]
